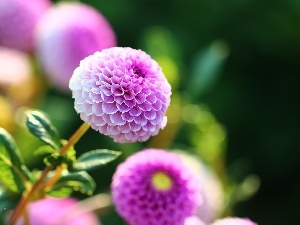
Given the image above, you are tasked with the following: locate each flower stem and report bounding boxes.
[42,165,64,190]
[8,122,90,225]
[8,166,53,225]
[59,122,90,155]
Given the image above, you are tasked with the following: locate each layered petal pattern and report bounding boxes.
[69,47,171,143]
[111,149,202,225]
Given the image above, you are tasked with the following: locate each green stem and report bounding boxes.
[8,122,90,225]
[59,122,90,155]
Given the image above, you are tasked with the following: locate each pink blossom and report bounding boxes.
[185,217,206,225]
[0,47,32,86]
[69,47,171,143]
[175,150,225,223]
[0,0,51,52]
[16,197,100,225]
[111,149,202,225]
[35,2,116,91]
[211,217,258,225]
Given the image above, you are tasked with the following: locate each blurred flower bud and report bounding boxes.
[185,217,206,225]
[16,197,101,225]
[35,2,117,92]
[0,0,51,52]
[210,217,257,225]
[0,47,32,87]
[174,150,225,224]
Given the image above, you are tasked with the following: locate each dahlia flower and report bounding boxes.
[16,197,100,225]
[69,47,171,143]
[0,47,32,86]
[185,217,206,225]
[211,218,258,225]
[111,149,202,225]
[35,2,116,91]
[0,0,50,52]
[175,150,224,223]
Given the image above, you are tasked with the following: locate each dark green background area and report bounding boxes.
[50,1,300,224]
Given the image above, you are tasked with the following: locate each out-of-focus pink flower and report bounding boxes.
[185,217,206,225]
[69,47,171,143]
[35,2,116,92]
[111,149,201,225]
[16,197,101,225]
[210,217,258,225]
[0,47,32,86]
[0,0,51,52]
[174,150,225,224]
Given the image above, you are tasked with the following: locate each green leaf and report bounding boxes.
[0,186,21,213]
[72,149,121,172]
[25,110,61,149]
[47,171,95,196]
[43,153,65,167]
[33,145,56,157]
[46,186,73,198]
[0,128,31,193]
[187,40,229,99]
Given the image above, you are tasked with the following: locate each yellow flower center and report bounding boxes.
[151,171,172,191]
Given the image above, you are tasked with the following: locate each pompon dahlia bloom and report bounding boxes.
[16,197,100,225]
[35,2,116,91]
[69,47,171,143]
[211,218,258,225]
[111,149,202,225]
[0,0,51,52]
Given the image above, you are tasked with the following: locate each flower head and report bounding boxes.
[69,47,171,143]
[211,218,258,225]
[175,150,225,223]
[0,47,32,86]
[0,0,51,52]
[184,217,206,225]
[111,149,202,225]
[36,2,116,91]
[16,197,100,225]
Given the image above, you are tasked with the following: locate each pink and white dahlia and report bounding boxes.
[35,2,116,91]
[16,197,100,225]
[111,149,202,225]
[210,218,258,225]
[69,47,171,143]
[0,0,51,52]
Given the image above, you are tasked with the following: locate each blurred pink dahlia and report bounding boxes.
[184,217,206,225]
[175,150,225,223]
[16,197,100,225]
[69,47,171,143]
[0,47,32,86]
[211,218,258,225]
[0,0,51,52]
[35,2,116,91]
[111,149,202,225]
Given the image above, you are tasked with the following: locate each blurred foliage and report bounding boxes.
[0,0,299,224]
